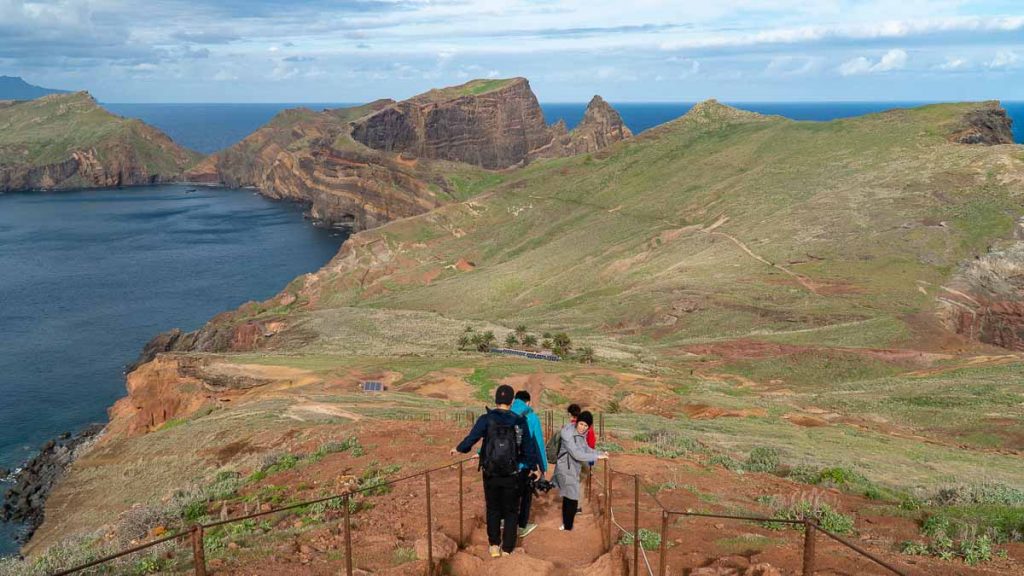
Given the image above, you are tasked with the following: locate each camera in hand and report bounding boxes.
[528,477,555,495]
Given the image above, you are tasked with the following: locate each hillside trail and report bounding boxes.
[451,482,614,575]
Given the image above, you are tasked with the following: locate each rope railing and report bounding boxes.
[595,461,909,576]
[47,411,912,576]
[52,457,476,576]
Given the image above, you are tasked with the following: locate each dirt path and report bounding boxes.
[708,230,820,296]
[451,480,613,575]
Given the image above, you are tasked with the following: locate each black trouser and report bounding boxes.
[562,496,579,530]
[517,469,533,529]
[483,473,520,552]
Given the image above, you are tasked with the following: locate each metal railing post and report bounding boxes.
[191,524,206,576]
[426,470,433,576]
[458,460,465,548]
[344,494,353,576]
[633,475,640,576]
[803,519,816,576]
[599,412,605,441]
[659,510,668,576]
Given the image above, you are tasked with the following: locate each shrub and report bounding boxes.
[505,333,519,347]
[707,454,743,472]
[764,493,855,535]
[393,547,418,565]
[744,447,780,473]
[620,528,662,550]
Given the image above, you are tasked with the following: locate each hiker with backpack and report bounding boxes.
[451,384,542,557]
[510,390,546,539]
[551,410,607,531]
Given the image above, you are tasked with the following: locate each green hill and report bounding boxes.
[0,92,200,192]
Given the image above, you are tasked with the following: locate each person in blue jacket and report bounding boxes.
[511,390,546,538]
[451,385,542,557]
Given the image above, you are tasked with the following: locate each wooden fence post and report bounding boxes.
[426,471,433,576]
[191,524,206,576]
[606,462,613,552]
[458,460,465,548]
[659,510,669,576]
[803,520,816,576]
[344,494,353,576]
[633,475,640,576]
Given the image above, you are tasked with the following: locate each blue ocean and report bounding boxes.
[0,186,345,555]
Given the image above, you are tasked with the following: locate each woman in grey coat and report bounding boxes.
[552,410,608,530]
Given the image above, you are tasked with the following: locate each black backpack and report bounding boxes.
[482,412,521,477]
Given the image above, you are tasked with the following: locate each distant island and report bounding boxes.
[0,76,69,101]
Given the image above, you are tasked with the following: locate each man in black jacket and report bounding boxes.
[451,384,542,557]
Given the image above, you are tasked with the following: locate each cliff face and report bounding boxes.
[186,103,454,230]
[938,230,1024,351]
[0,92,199,192]
[188,78,631,230]
[351,78,555,169]
[533,95,634,158]
[947,101,1014,145]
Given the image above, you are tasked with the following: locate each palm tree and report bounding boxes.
[505,333,519,348]
[457,335,470,350]
[475,330,497,352]
[578,347,595,364]
[522,334,538,348]
[552,332,572,356]
[515,324,528,341]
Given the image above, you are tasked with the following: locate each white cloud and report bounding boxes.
[938,57,967,70]
[988,50,1019,69]
[213,69,237,81]
[838,56,872,76]
[838,49,907,75]
[667,57,700,78]
[765,56,819,77]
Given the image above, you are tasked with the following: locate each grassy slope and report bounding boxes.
[317,101,1021,342]
[250,100,1024,483]
[0,92,200,171]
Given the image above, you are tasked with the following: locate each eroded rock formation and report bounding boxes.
[187,78,631,230]
[351,78,555,169]
[937,230,1024,350]
[0,92,199,192]
[534,95,633,158]
[948,101,1014,145]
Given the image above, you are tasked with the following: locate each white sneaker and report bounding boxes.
[558,525,565,531]
[518,523,538,538]
[489,545,501,558]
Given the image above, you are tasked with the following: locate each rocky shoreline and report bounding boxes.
[0,424,104,549]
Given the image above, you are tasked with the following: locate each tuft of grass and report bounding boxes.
[619,528,662,551]
[744,447,781,473]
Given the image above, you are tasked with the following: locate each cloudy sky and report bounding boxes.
[2,0,1023,102]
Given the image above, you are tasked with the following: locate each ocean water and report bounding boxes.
[0,185,345,555]
[105,103,352,154]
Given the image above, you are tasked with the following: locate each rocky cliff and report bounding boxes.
[938,228,1024,351]
[187,78,631,230]
[947,101,1015,145]
[185,102,456,230]
[0,92,199,192]
[534,95,634,158]
[350,78,555,169]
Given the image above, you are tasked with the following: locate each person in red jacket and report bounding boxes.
[568,404,596,449]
